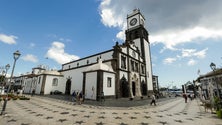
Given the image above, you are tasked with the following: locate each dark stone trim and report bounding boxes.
[82,72,86,97]
[96,71,103,101]
[40,74,47,95]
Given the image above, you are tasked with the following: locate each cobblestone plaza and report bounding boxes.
[0,95,221,125]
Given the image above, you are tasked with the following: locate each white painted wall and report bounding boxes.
[61,51,114,95]
[23,77,37,94]
[103,72,115,96]
[143,38,153,90]
[44,75,64,94]
[85,72,97,100]
[35,76,43,94]
[62,51,113,70]
[62,67,87,94]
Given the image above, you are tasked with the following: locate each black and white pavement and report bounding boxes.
[0,95,221,125]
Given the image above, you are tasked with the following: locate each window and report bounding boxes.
[135,62,138,72]
[52,78,58,86]
[107,77,112,87]
[121,55,126,69]
[132,51,136,58]
[131,60,135,71]
[141,65,145,74]
[38,77,41,84]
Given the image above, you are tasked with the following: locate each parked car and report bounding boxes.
[51,90,63,95]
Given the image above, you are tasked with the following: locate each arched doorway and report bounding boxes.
[141,80,147,95]
[132,81,136,96]
[65,79,71,95]
[121,76,129,97]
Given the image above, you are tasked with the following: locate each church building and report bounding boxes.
[60,9,153,100]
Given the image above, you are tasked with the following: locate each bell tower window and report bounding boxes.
[121,55,126,69]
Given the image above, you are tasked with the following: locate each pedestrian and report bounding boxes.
[150,94,156,106]
[72,91,77,104]
[183,93,187,103]
[31,89,35,96]
[76,91,79,104]
[79,91,83,105]
[101,92,105,102]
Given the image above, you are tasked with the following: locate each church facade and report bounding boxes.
[59,9,153,100]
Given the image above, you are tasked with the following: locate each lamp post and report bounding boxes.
[1,50,21,115]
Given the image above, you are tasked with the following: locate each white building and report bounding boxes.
[196,69,222,100]
[22,66,63,95]
[59,9,153,100]
[18,9,153,101]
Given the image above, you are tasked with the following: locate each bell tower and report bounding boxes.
[125,9,153,93]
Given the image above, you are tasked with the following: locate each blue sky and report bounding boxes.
[1,0,222,88]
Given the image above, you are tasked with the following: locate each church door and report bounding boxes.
[121,80,129,97]
[141,81,147,95]
[65,79,71,95]
[132,82,136,96]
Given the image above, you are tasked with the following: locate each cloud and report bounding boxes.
[99,0,125,28]
[187,59,197,66]
[21,54,38,63]
[193,48,208,59]
[98,0,222,48]
[163,57,176,64]
[150,27,222,49]
[181,48,208,59]
[0,33,17,44]
[46,41,80,64]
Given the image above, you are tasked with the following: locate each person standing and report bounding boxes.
[79,91,83,105]
[31,89,35,96]
[150,94,156,106]
[72,91,77,104]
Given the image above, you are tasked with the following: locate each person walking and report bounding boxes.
[150,94,156,106]
[183,93,188,103]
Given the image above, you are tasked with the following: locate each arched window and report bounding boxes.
[52,78,58,86]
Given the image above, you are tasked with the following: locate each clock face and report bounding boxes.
[130,18,137,26]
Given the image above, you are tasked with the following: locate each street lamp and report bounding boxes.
[210,62,220,98]
[210,62,216,71]
[1,50,21,115]
[5,64,10,74]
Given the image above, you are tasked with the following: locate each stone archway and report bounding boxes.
[129,73,142,98]
[141,80,147,95]
[65,79,71,95]
[120,76,129,98]
[132,81,136,96]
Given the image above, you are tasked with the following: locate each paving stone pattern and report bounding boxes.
[0,96,222,125]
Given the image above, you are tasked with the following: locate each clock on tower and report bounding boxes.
[127,9,145,30]
[125,9,153,95]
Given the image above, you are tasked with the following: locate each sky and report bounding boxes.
[1,0,222,88]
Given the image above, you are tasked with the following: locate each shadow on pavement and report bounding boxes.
[35,94,177,107]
